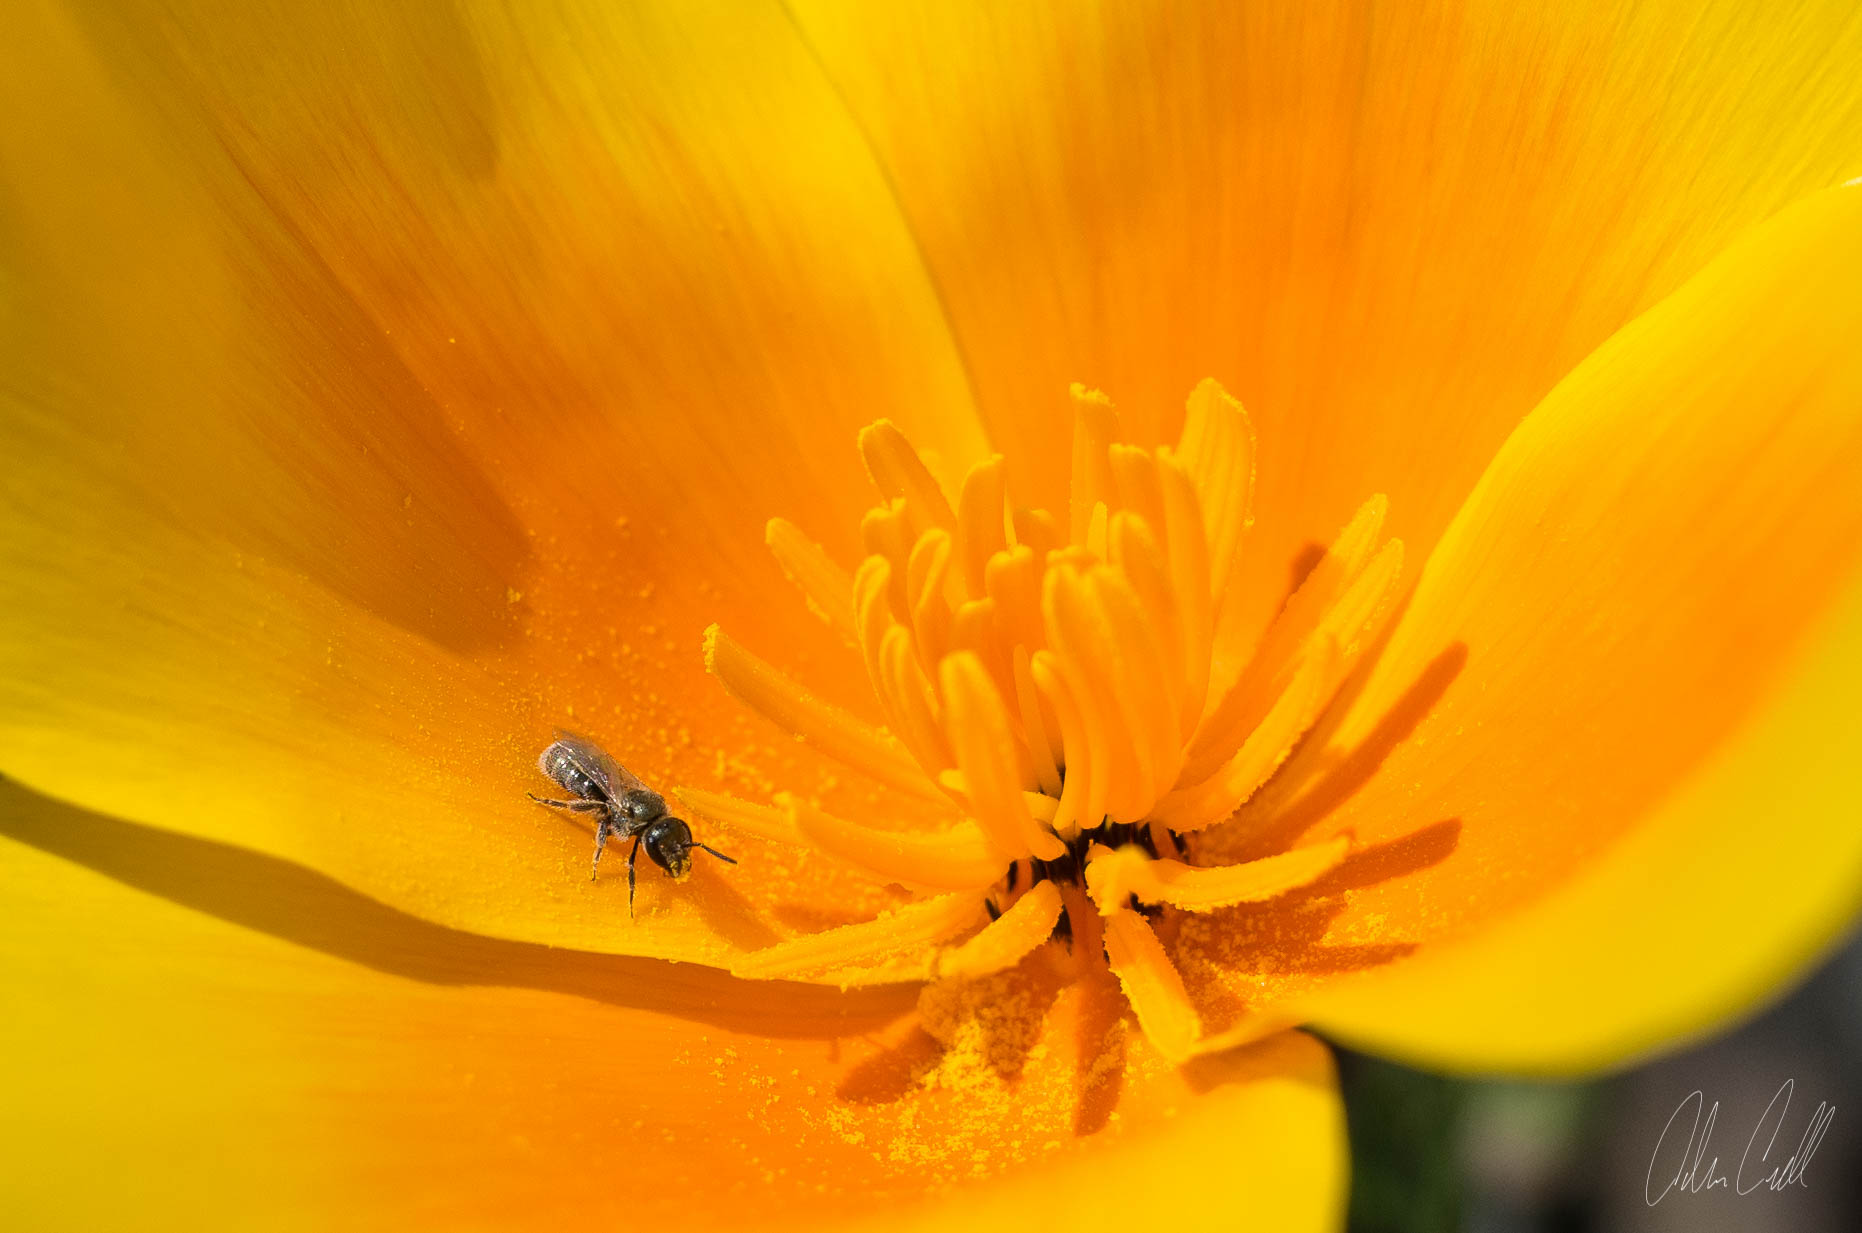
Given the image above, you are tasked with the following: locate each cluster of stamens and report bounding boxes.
[687,381,1404,1062]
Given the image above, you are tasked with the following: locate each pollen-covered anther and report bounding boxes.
[705,379,1405,1060]
[1083,835,1352,914]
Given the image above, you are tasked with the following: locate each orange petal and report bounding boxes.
[1215,185,1862,1064]
[0,784,1343,1230]
[788,0,1862,668]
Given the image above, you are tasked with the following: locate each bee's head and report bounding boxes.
[641,816,696,878]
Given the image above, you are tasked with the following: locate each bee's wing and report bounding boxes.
[551,729,650,797]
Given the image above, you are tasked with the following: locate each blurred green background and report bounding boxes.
[1337,927,1860,1233]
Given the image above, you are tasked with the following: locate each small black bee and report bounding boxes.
[529,732,735,913]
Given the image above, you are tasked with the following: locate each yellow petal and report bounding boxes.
[1269,553,1862,1074]
[0,1,986,958]
[1209,185,1862,1063]
[0,784,1342,1229]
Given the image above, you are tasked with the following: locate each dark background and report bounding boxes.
[1339,925,1861,1233]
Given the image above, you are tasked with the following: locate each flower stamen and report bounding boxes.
[671,786,805,846]
[1101,908,1202,1062]
[764,517,855,634]
[703,625,938,801]
[786,794,1003,890]
[698,379,1404,1058]
[936,881,1065,981]
[729,892,987,986]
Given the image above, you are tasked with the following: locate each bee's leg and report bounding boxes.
[626,835,643,919]
[530,793,606,812]
[590,819,610,881]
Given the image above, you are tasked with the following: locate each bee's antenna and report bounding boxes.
[696,843,737,866]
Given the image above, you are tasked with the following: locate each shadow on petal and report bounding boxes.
[1071,967,1131,1136]
[1307,818,1464,898]
[1172,817,1464,1038]
[1213,640,1469,864]
[0,777,911,1038]
[835,1021,947,1105]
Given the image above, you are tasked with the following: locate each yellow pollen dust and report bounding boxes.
[694,380,1405,1062]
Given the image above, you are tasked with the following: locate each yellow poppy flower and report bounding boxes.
[5,2,1862,1230]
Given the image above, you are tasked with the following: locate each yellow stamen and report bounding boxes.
[948,597,1013,709]
[860,420,956,537]
[1156,449,1215,730]
[983,544,1046,653]
[1152,636,1343,831]
[1010,506,1061,560]
[936,882,1065,980]
[1029,649,1098,833]
[1085,835,1350,912]
[786,794,1004,889]
[954,455,1009,600]
[764,517,854,633]
[1084,500,1110,559]
[1069,385,1120,545]
[703,624,939,801]
[1183,493,1395,781]
[876,624,954,776]
[1043,564,1154,822]
[1109,512,1185,736]
[731,892,988,987]
[1011,646,1064,797]
[851,555,893,690]
[906,528,954,669]
[1101,910,1202,1063]
[1092,555,1185,799]
[1108,443,1169,543]
[1324,537,1406,657]
[709,381,1406,1063]
[861,499,915,615]
[1175,377,1256,605]
[931,772,1063,827]
[1022,791,1061,823]
[941,651,1067,860]
[673,786,805,846]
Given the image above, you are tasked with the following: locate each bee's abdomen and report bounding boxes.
[539,742,604,800]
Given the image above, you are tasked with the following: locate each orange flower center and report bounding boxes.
[694,380,1405,1061]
